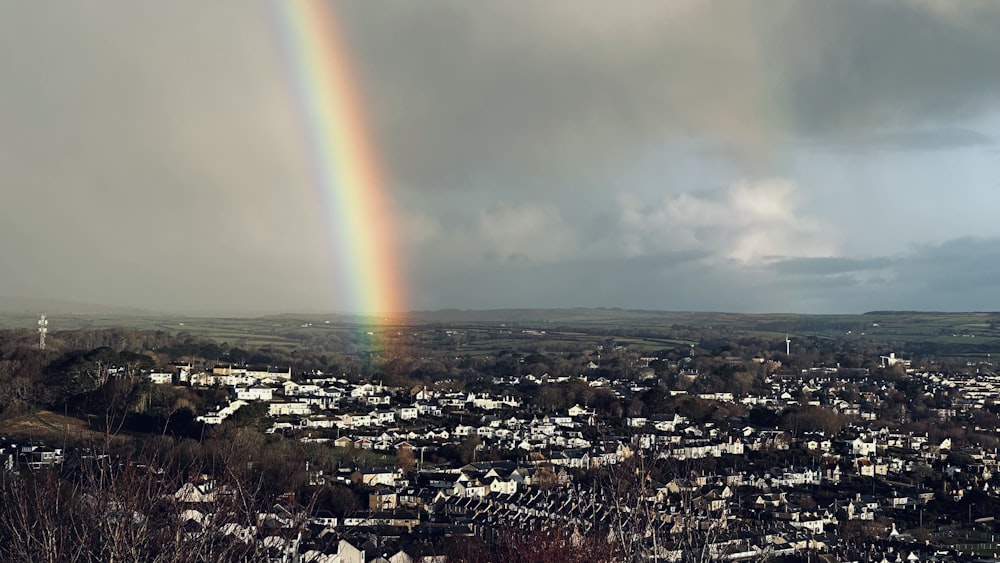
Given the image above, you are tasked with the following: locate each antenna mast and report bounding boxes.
[38,313,48,350]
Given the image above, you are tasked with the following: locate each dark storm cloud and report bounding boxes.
[338,0,1000,191]
[782,2,1000,133]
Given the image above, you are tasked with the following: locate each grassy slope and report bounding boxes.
[0,410,105,444]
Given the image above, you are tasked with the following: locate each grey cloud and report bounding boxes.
[2,2,998,314]
[408,250,727,312]
[873,128,993,151]
[0,3,333,312]
[772,238,1000,312]
[413,237,1000,314]
[821,127,995,153]
[767,256,894,276]
[902,238,1000,292]
[613,178,836,263]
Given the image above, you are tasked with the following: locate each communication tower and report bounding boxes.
[38,313,48,350]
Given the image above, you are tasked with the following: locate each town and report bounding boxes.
[3,312,1000,562]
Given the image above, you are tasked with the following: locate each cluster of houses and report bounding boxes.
[128,361,1000,558]
[1,347,993,561]
[0,436,64,471]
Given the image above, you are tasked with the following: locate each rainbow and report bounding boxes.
[271,1,406,320]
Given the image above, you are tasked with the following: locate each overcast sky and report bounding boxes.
[2,1,1000,314]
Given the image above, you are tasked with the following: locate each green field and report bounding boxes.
[3,309,1000,356]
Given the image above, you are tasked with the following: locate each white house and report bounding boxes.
[372,409,396,425]
[268,402,312,417]
[146,372,173,385]
[851,437,878,457]
[396,406,419,421]
[236,386,275,401]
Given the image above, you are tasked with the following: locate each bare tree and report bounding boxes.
[0,470,87,563]
[595,433,732,563]
[449,525,620,563]
[0,441,317,563]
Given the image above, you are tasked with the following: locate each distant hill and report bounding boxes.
[0,296,151,316]
[404,308,681,325]
[1,304,998,353]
